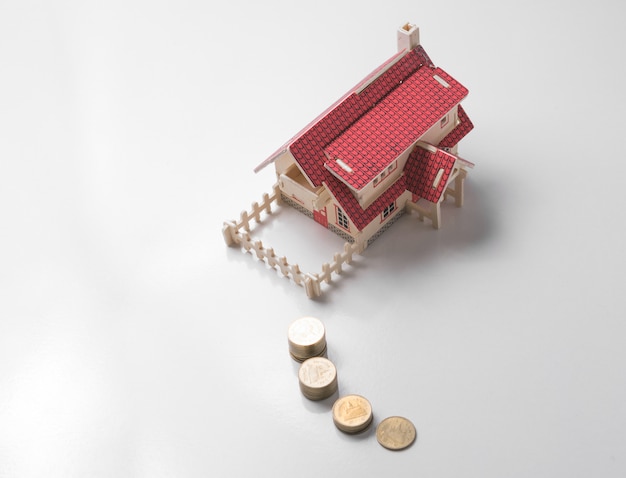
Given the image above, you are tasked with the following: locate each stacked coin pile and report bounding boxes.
[298,356,338,401]
[287,316,327,362]
[332,394,373,434]
[287,315,416,450]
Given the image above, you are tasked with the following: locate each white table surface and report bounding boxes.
[2,1,625,476]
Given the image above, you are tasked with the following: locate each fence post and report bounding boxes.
[262,193,271,214]
[273,183,283,205]
[222,222,237,246]
[333,253,342,274]
[305,274,321,299]
[344,242,354,263]
[240,211,251,232]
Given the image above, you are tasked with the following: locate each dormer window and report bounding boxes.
[372,161,397,188]
[441,115,449,127]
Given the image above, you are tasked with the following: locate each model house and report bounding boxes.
[223,23,475,298]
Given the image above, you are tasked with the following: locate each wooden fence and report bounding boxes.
[222,184,360,298]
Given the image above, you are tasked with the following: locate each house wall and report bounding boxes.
[274,150,295,176]
[358,190,412,245]
[355,149,410,209]
[324,187,414,247]
[421,104,459,146]
[279,171,320,210]
[276,151,328,211]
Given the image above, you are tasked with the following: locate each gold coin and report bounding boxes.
[376,416,417,450]
[289,343,328,363]
[298,357,338,401]
[332,395,373,434]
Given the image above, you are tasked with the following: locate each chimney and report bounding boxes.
[397,22,420,52]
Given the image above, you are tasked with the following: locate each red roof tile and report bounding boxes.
[324,67,467,190]
[404,144,457,203]
[289,46,431,187]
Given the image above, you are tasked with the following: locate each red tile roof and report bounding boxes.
[324,67,468,190]
[404,144,457,203]
[289,46,432,188]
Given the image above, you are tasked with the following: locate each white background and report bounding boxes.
[1,1,625,476]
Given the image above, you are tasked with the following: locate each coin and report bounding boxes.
[298,357,338,401]
[376,416,417,450]
[288,316,326,362]
[332,395,373,434]
[289,343,328,363]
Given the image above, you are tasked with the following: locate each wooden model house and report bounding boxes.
[223,23,475,298]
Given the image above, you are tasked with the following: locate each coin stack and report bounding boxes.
[332,394,373,434]
[298,356,338,401]
[287,316,327,362]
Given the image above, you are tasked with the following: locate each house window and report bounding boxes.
[440,115,449,127]
[382,202,395,220]
[337,208,349,230]
[373,163,396,188]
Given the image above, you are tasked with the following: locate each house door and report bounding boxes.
[313,207,328,227]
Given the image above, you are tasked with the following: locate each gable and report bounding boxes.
[324,173,407,231]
